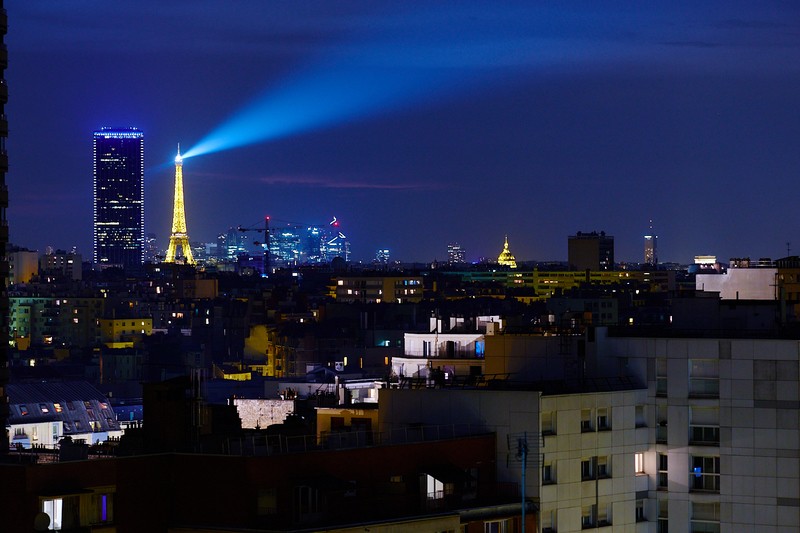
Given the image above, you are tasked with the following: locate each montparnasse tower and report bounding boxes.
[164,145,195,265]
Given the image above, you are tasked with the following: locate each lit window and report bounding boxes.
[39,403,49,414]
[635,452,645,474]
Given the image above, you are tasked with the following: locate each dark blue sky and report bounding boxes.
[6,2,800,263]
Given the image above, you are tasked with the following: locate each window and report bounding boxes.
[690,456,720,493]
[636,499,646,522]
[542,460,555,485]
[43,498,63,530]
[257,488,277,516]
[581,456,609,480]
[635,452,645,474]
[484,519,511,532]
[294,485,321,521]
[581,409,593,432]
[541,509,556,533]
[657,499,668,533]
[541,411,555,436]
[596,407,610,430]
[54,403,63,413]
[20,405,28,416]
[597,503,611,526]
[656,404,668,444]
[689,359,719,398]
[581,458,595,481]
[691,502,720,533]
[635,405,647,427]
[581,505,596,529]
[656,358,667,396]
[657,453,668,489]
[689,407,720,445]
[597,455,610,478]
[39,403,49,414]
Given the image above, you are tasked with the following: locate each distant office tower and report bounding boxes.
[568,231,614,271]
[270,225,302,266]
[375,249,390,264]
[164,146,195,264]
[448,243,466,264]
[144,233,159,263]
[497,235,517,269]
[322,216,350,262]
[93,127,145,268]
[644,221,657,267]
[0,0,10,454]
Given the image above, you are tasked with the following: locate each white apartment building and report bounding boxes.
[595,329,800,533]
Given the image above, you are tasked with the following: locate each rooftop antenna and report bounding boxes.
[507,431,539,532]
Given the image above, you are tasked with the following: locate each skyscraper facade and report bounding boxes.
[92,127,145,269]
[644,221,657,267]
[447,242,466,264]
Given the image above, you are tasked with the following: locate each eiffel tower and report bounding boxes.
[164,145,196,265]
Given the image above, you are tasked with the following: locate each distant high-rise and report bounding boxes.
[375,249,390,265]
[644,220,657,267]
[448,242,466,264]
[93,127,145,269]
[568,231,614,271]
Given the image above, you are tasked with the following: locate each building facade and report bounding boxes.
[93,127,145,269]
[595,330,800,532]
[569,231,614,271]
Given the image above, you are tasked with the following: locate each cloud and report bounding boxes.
[189,171,442,191]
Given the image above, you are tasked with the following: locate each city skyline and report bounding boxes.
[6,3,800,264]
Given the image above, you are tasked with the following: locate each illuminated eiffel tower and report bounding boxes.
[164,145,196,265]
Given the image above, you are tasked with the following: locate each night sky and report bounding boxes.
[7,2,800,264]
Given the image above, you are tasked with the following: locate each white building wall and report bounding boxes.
[696,268,777,300]
[595,331,800,532]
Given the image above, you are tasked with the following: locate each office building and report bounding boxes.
[448,242,466,264]
[375,248,390,265]
[644,221,657,267]
[568,231,614,271]
[92,127,144,269]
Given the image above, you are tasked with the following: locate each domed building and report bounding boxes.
[497,235,517,269]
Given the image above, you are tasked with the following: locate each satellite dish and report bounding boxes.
[33,512,50,531]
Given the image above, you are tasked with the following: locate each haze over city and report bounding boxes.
[7,2,800,263]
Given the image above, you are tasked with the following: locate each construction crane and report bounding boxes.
[237,216,271,275]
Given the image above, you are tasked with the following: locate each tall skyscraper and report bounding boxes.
[644,220,658,267]
[93,127,144,269]
[0,0,9,454]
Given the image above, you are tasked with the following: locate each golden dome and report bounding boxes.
[497,235,517,269]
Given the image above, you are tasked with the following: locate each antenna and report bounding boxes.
[507,431,540,532]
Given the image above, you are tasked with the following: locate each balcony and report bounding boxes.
[689,378,719,399]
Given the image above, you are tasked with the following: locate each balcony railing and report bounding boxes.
[689,378,719,398]
[690,472,720,493]
[689,425,720,446]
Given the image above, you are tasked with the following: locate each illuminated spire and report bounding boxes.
[164,144,195,265]
[497,234,517,269]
